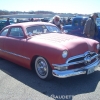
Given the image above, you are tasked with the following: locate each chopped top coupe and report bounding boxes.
[0,22,100,80]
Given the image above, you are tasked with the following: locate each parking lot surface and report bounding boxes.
[0,59,100,100]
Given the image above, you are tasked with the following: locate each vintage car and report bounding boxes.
[0,22,100,80]
[63,16,88,36]
[96,18,100,39]
[0,19,16,31]
[63,17,100,40]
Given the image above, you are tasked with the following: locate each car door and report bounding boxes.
[71,18,82,36]
[96,18,100,39]
[0,28,9,57]
[3,26,27,65]
[71,18,87,37]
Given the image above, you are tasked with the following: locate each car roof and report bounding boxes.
[5,22,55,28]
[73,16,88,19]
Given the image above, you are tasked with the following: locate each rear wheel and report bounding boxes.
[35,56,53,80]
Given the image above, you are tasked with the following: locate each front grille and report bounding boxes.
[68,57,84,63]
[66,51,98,69]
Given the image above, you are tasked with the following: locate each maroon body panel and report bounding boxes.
[0,22,99,70]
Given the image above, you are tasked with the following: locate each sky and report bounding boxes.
[0,0,100,14]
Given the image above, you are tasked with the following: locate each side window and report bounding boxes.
[9,27,24,37]
[0,28,9,36]
[26,26,44,35]
[73,20,79,26]
[81,19,87,26]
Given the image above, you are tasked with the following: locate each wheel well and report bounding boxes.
[30,55,51,71]
[31,55,53,80]
[31,55,38,71]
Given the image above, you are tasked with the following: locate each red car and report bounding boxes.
[0,22,100,80]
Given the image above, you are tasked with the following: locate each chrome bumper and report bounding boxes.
[52,59,100,78]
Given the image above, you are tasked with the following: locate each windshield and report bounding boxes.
[96,18,100,26]
[26,25,61,36]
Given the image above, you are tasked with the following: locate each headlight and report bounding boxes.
[63,30,68,33]
[62,50,68,58]
[97,44,100,50]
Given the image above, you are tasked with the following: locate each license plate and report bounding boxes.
[87,67,95,75]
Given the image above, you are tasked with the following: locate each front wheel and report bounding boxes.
[35,56,53,80]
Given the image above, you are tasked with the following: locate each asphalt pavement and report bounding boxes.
[0,59,100,100]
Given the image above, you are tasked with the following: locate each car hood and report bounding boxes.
[30,33,98,56]
[63,25,72,29]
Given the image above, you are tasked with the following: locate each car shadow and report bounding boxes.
[0,59,100,100]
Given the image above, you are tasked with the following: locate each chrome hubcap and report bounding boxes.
[37,59,47,76]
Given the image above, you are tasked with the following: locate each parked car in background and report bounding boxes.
[0,22,100,80]
[63,16,88,37]
[0,20,6,31]
[41,17,50,22]
[96,18,100,39]
[0,18,16,31]
[63,17,100,40]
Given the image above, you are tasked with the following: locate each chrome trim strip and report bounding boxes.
[52,59,100,78]
[0,49,30,60]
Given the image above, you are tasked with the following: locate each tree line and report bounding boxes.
[0,10,54,15]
